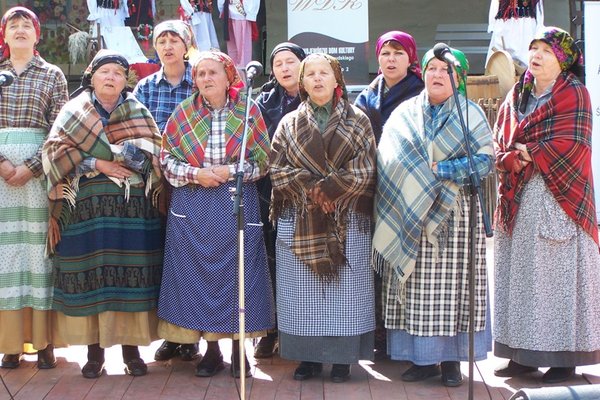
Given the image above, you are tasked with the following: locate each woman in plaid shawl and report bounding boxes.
[270,53,377,383]
[0,6,68,370]
[42,50,164,379]
[373,48,494,387]
[493,27,600,384]
[158,51,274,379]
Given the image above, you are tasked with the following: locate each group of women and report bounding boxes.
[1,4,599,387]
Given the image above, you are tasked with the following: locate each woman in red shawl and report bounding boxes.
[493,27,600,384]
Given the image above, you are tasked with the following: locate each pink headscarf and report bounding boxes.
[192,50,245,101]
[0,7,41,59]
[375,30,421,79]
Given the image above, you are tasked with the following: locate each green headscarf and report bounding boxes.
[421,47,469,95]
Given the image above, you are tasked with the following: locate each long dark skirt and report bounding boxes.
[158,182,275,333]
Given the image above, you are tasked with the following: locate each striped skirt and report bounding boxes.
[53,174,164,316]
[0,128,51,311]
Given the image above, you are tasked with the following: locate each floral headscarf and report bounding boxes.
[518,27,581,113]
[376,30,421,79]
[298,53,348,104]
[192,50,244,101]
[0,7,41,59]
[153,19,198,60]
[421,46,469,96]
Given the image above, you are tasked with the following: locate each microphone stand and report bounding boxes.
[232,73,258,400]
[444,64,493,400]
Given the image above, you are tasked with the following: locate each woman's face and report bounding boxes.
[3,16,37,53]
[155,32,187,67]
[301,57,338,106]
[378,42,410,87]
[272,50,302,94]
[424,58,458,105]
[91,63,127,100]
[528,40,562,83]
[195,59,229,106]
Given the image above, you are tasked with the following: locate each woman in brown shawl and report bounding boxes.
[270,53,376,383]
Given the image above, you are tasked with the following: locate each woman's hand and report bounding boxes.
[48,216,61,251]
[0,159,16,181]
[5,165,34,186]
[196,166,228,188]
[96,159,133,180]
[513,142,532,173]
[308,186,336,214]
[514,142,532,162]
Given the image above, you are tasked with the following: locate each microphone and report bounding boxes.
[432,43,460,68]
[0,71,15,87]
[245,61,263,82]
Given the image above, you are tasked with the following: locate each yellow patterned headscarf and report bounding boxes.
[153,20,198,60]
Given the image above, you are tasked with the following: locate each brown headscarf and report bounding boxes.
[298,53,348,105]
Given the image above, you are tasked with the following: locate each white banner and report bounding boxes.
[585,2,600,219]
[287,0,369,84]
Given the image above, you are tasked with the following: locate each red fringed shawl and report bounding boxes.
[494,72,598,245]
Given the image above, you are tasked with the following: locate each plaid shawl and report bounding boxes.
[494,72,598,245]
[373,90,493,293]
[270,99,376,280]
[162,91,270,169]
[43,90,163,236]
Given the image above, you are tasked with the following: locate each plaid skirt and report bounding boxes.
[276,209,375,336]
[383,189,488,336]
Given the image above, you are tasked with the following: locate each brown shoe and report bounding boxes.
[1,353,23,369]
[37,344,57,369]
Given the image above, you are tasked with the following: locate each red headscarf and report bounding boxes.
[375,30,421,79]
[192,50,244,101]
[0,7,41,59]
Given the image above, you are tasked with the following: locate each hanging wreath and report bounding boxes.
[135,24,153,41]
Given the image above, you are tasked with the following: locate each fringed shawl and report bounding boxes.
[373,90,494,297]
[494,72,598,245]
[270,99,376,281]
[161,91,270,170]
[43,90,163,244]
[354,72,424,144]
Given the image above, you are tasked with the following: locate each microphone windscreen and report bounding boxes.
[245,61,263,75]
[433,42,450,59]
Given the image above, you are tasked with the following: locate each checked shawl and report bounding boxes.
[43,90,163,234]
[270,99,376,281]
[373,91,493,298]
[494,72,598,245]
[162,92,269,170]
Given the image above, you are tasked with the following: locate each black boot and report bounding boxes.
[231,339,251,378]
[195,341,224,377]
[122,345,147,376]
[254,331,278,358]
[37,344,57,369]
[81,344,105,378]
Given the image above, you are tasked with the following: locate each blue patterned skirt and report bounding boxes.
[53,175,164,316]
[158,182,275,333]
